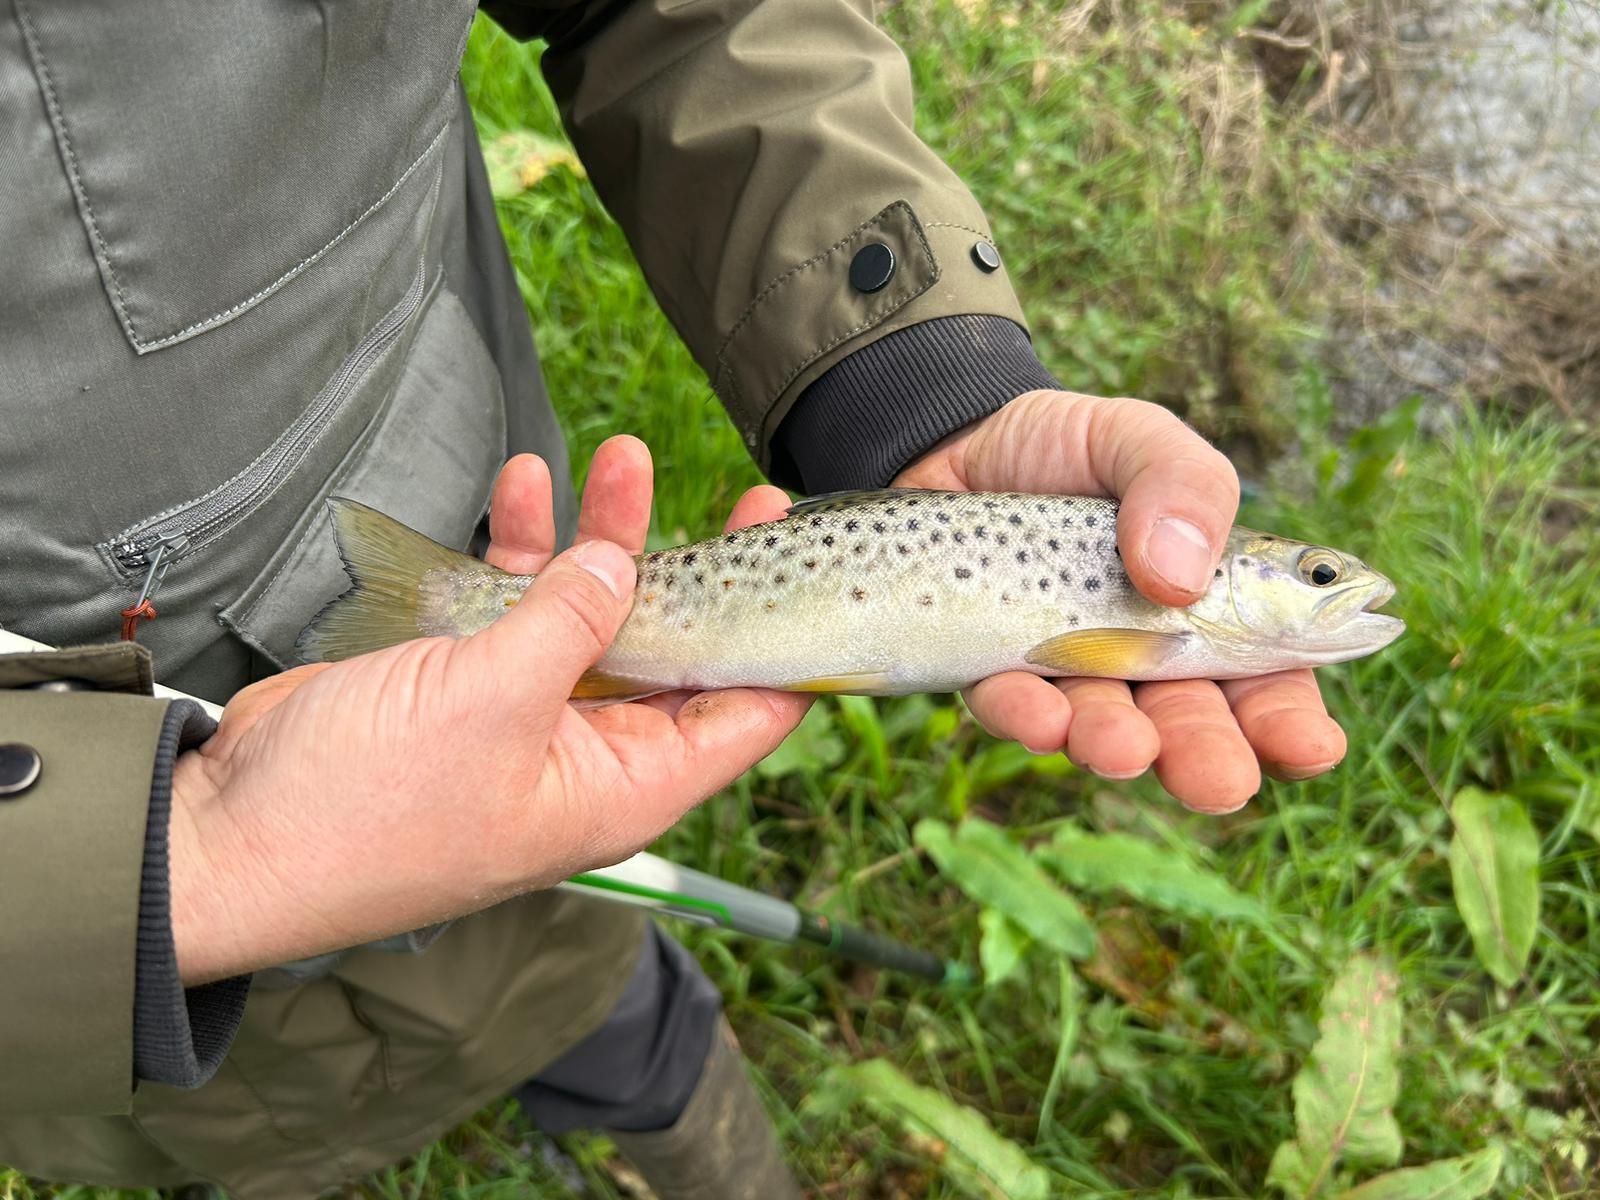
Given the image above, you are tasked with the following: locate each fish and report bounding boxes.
[297,489,1404,704]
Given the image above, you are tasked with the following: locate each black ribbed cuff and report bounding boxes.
[770,315,1059,493]
[134,699,252,1089]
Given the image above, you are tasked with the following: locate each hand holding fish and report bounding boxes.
[892,389,1358,814]
[166,439,810,984]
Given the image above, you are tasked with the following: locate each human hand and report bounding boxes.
[169,437,810,983]
[893,389,1346,814]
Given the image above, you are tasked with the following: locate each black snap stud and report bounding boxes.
[971,240,1002,272]
[0,743,42,798]
[849,242,896,294]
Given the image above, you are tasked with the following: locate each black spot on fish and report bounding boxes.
[952,531,966,545]
[764,535,779,548]
[1085,515,1098,528]
[694,573,705,585]
[1078,539,1090,552]
[918,593,934,606]
[723,579,735,589]
[1062,517,1075,528]
[1048,538,1060,551]
[1084,577,1101,592]
[897,543,910,555]
[996,532,1009,546]
[975,526,988,539]
[885,506,897,515]
[852,586,867,601]
[724,533,737,544]
[980,555,991,568]
[774,573,786,584]
[1001,591,1014,605]
[732,554,744,566]
[873,521,887,534]
[1016,550,1029,564]
[906,518,920,532]
[810,517,823,527]
[907,497,921,506]
[822,535,835,547]
[983,500,998,511]
[804,559,817,570]
[853,543,866,554]
[1068,614,1080,626]
[1008,513,1023,526]
[1038,577,1050,590]
[1058,570,1072,584]
[1113,544,1121,558]
[1215,568,1224,579]
[665,574,676,588]
[935,511,951,524]
[1036,503,1048,514]
[845,519,860,532]
[929,531,943,545]
[955,566,972,579]
[683,552,697,566]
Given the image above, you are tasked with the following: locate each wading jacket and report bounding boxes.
[0,1,1054,1193]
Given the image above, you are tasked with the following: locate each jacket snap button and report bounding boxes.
[849,242,896,293]
[971,240,1002,272]
[0,743,42,798]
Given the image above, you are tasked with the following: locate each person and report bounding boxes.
[0,2,1349,1196]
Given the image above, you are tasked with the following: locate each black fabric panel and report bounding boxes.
[133,700,252,1088]
[771,314,1059,493]
[514,923,721,1133]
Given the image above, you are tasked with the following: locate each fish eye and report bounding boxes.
[1298,550,1342,587]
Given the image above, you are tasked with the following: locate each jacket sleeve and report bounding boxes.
[483,0,1046,485]
[0,643,244,1116]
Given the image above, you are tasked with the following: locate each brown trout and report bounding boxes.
[298,489,1403,702]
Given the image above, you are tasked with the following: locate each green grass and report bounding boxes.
[8,2,1598,1197]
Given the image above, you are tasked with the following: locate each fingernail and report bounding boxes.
[1147,517,1214,595]
[1089,765,1145,781]
[573,541,635,599]
[1279,759,1340,781]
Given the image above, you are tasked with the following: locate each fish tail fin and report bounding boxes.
[297,499,481,662]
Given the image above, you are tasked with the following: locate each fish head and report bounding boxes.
[1183,528,1405,671]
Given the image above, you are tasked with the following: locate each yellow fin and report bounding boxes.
[573,668,651,701]
[1024,628,1187,678]
[780,671,894,694]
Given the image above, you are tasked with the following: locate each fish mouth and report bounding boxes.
[1361,579,1397,613]
[1312,577,1405,646]
[1349,579,1405,645]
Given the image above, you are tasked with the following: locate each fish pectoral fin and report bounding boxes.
[1024,629,1188,679]
[779,670,895,694]
[785,488,946,517]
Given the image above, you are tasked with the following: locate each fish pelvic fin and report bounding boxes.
[778,670,895,694]
[296,499,481,662]
[1025,628,1187,679]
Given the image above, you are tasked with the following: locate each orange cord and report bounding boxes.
[120,598,157,641]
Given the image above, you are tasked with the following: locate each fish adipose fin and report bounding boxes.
[785,488,947,517]
[779,670,895,694]
[1025,629,1187,678]
[297,499,479,663]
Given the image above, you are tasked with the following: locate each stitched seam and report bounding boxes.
[711,200,913,382]
[136,123,450,350]
[924,220,992,239]
[15,0,141,343]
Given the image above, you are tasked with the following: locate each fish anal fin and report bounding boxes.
[1024,629,1187,679]
[779,670,894,694]
[785,488,946,517]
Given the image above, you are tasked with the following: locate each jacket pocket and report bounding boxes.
[14,0,474,354]
[219,285,507,668]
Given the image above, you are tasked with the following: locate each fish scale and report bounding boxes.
[299,489,1406,699]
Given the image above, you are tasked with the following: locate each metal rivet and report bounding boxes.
[0,743,42,798]
[848,242,896,294]
[971,241,1002,272]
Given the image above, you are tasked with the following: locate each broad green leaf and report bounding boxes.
[804,1059,1050,1200]
[1042,825,1268,924]
[916,819,1095,959]
[1267,955,1403,1198]
[752,703,845,780]
[1448,788,1540,988]
[1335,1145,1503,1200]
[978,908,1031,986]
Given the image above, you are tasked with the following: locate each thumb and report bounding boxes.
[473,538,637,701]
[1100,404,1240,606]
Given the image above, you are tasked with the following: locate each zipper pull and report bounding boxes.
[119,534,190,642]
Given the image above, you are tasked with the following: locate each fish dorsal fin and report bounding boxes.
[785,488,950,517]
[1025,628,1188,679]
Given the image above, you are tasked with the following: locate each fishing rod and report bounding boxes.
[0,626,969,985]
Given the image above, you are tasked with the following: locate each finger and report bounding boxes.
[582,688,813,851]
[963,673,1072,754]
[486,454,557,575]
[724,485,793,533]
[951,391,1240,607]
[1056,677,1159,780]
[1220,669,1347,781]
[576,435,654,555]
[468,538,637,711]
[208,662,337,756]
[1134,679,1260,813]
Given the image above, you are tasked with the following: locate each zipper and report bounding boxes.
[110,260,428,575]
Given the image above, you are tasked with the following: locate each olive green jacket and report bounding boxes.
[0,0,1031,1191]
